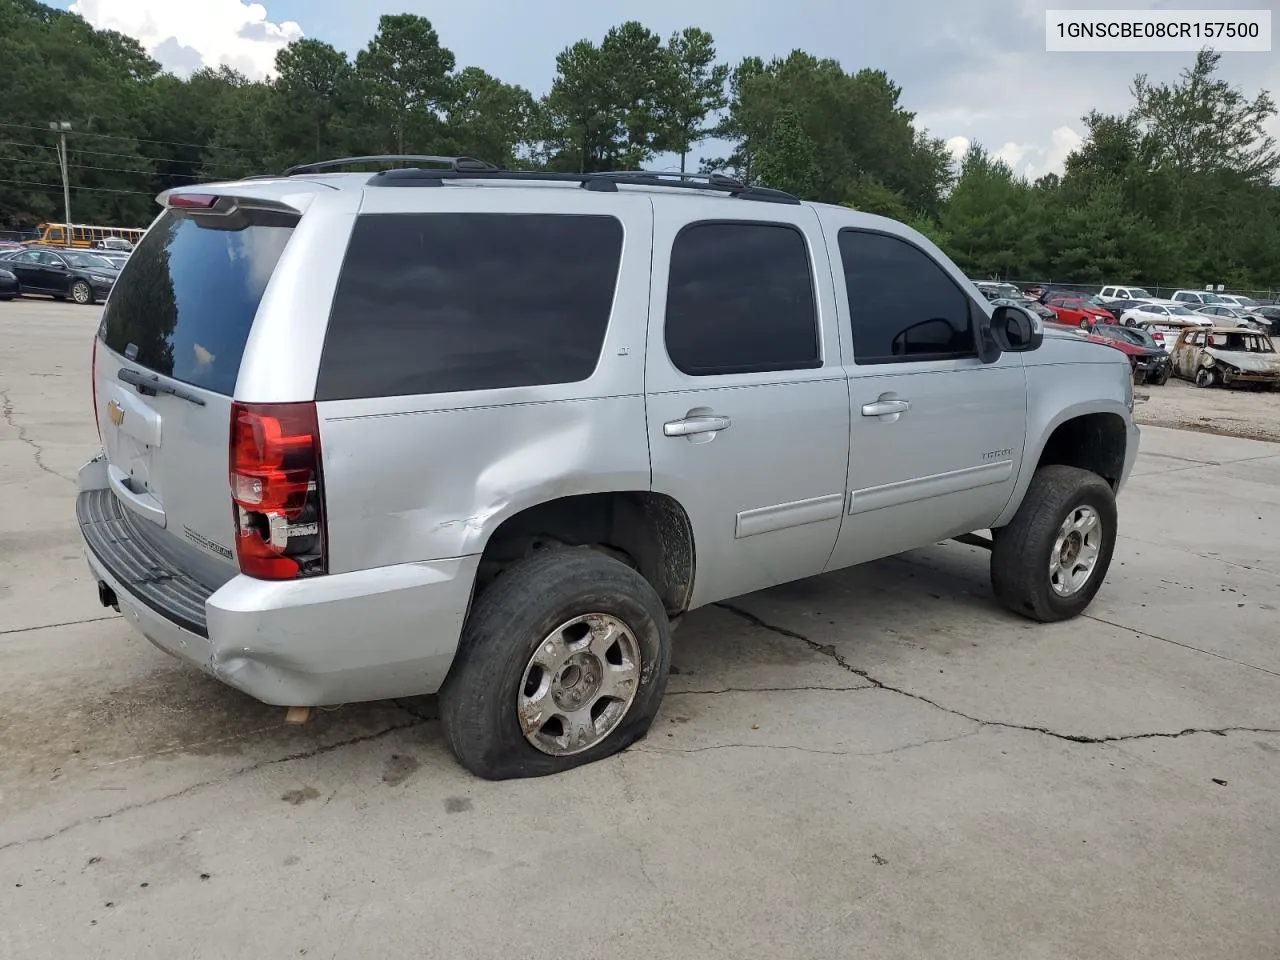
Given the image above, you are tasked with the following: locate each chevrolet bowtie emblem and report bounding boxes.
[106,400,125,426]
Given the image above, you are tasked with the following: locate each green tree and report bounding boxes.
[540,39,618,171]
[445,67,537,167]
[270,39,354,163]
[354,14,456,155]
[659,28,729,173]
[753,109,819,198]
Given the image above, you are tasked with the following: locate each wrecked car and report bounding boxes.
[1171,326,1280,389]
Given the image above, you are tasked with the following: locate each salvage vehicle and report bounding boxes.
[1045,293,1114,329]
[1171,326,1280,389]
[1085,323,1172,385]
[77,157,1140,780]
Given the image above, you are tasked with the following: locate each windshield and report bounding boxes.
[1199,293,1223,304]
[1128,288,1151,299]
[1116,326,1157,348]
[1169,305,1200,317]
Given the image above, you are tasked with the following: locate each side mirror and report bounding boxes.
[990,303,1044,353]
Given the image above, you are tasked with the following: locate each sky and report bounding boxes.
[60,0,1279,180]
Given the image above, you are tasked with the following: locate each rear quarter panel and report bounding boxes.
[314,188,656,573]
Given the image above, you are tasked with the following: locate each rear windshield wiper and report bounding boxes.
[117,367,207,406]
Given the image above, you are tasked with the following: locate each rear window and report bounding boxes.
[99,210,295,396]
[315,213,623,401]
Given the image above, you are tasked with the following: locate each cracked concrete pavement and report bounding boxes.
[1,300,1278,959]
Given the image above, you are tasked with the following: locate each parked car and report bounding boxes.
[1216,294,1263,311]
[77,159,1140,780]
[0,266,18,300]
[992,296,1056,323]
[1046,293,1114,329]
[973,281,1023,302]
[1171,289,1225,307]
[1118,302,1209,348]
[1192,304,1267,331]
[89,250,130,268]
[1084,323,1172,385]
[1,247,119,304]
[93,236,135,252]
[1095,298,1149,322]
[1098,285,1157,302]
[1250,305,1280,335]
[1170,326,1280,389]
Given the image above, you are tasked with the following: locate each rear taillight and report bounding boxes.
[91,336,100,441]
[229,401,327,580]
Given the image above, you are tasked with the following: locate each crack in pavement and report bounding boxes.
[640,729,984,758]
[666,685,871,696]
[0,711,428,854]
[0,388,77,485]
[0,614,120,638]
[1081,612,1280,679]
[714,602,1280,746]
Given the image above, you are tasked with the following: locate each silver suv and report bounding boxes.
[78,158,1140,780]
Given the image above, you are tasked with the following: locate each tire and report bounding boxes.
[1078,318,1090,329]
[439,547,672,780]
[990,465,1118,623]
[71,280,93,305]
[1154,368,1170,386]
[1195,367,1217,388]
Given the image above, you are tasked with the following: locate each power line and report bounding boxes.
[0,120,212,151]
[0,177,155,197]
[3,139,206,167]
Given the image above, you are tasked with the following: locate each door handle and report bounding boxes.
[664,415,732,437]
[861,399,911,417]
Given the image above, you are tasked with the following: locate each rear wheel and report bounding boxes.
[439,548,672,780]
[991,465,1117,622]
[71,280,93,305]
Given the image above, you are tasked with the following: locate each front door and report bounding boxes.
[645,202,850,608]
[822,227,1028,570]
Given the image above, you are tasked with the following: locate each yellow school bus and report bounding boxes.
[32,223,145,248]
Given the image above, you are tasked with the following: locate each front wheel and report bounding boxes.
[439,548,672,780]
[991,465,1118,622]
[1195,367,1217,388]
[70,280,93,305]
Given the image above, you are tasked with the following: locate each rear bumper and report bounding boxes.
[78,458,478,706]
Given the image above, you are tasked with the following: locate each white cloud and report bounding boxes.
[994,141,1026,168]
[944,135,971,162]
[70,0,303,80]
[1024,125,1084,180]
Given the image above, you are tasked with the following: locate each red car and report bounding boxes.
[1046,294,1114,329]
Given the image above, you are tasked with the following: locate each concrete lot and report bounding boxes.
[2,298,1278,960]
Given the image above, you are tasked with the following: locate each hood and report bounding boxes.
[1205,349,1280,373]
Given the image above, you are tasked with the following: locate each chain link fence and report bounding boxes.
[1002,279,1279,302]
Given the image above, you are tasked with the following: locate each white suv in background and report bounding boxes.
[1099,285,1157,302]
[1171,290,1225,307]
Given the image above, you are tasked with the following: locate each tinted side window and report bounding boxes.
[838,230,975,364]
[316,213,623,401]
[664,221,820,376]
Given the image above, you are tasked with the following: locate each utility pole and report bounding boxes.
[49,121,72,246]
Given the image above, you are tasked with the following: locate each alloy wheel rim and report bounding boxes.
[1049,505,1102,597]
[517,613,642,756]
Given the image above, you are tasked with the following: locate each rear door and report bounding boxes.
[644,202,850,607]
[93,198,304,586]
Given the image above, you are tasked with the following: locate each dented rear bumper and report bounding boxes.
[78,457,479,706]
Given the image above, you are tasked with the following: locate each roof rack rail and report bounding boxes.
[284,155,499,177]
[364,166,801,205]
